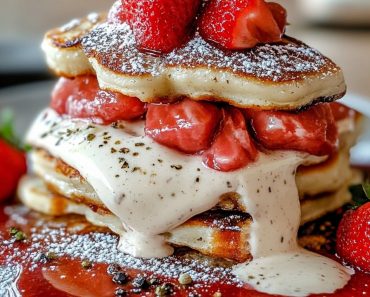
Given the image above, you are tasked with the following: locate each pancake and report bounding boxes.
[19,110,361,263]
[29,145,357,209]
[18,175,356,263]
[42,13,105,77]
[42,14,346,110]
[27,110,362,208]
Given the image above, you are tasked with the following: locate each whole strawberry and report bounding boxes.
[336,184,370,272]
[0,111,27,202]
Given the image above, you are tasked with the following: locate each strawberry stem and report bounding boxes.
[349,180,370,209]
[0,109,30,152]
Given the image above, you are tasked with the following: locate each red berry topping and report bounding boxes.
[0,139,27,202]
[202,108,258,172]
[267,2,287,32]
[51,76,146,124]
[199,0,286,50]
[112,0,201,53]
[145,99,221,154]
[330,102,357,122]
[246,104,338,156]
[336,202,370,272]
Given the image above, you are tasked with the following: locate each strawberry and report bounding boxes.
[336,184,370,272]
[108,1,126,24]
[0,139,27,202]
[246,104,338,156]
[112,0,201,53]
[145,99,221,154]
[199,0,286,50]
[0,111,27,202]
[202,108,258,172]
[330,102,357,122]
[51,76,146,124]
[267,2,287,32]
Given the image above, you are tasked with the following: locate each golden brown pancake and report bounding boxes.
[42,14,346,110]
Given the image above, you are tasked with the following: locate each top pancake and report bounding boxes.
[42,13,346,110]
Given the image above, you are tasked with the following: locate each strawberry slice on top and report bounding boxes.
[111,0,202,53]
[202,108,259,172]
[145,99,221,154]
[199,0,287,50]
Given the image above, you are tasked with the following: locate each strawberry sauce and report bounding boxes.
[0,205,369,297]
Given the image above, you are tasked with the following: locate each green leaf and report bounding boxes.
[0,109,21,148]
[362,183,370,199]
[349,183,370,209]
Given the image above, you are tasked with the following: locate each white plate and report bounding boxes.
[0,81,369,166]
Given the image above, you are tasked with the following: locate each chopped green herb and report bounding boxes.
[46,252,57,260]
[9,227,26,241]
[9,227,18,236]
[86,134,96,141]
[81,260,92,269]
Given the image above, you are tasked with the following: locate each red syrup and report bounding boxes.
[0,205,369,297]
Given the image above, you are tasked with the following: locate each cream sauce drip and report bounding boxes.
[27,109,352,295]
[231,154,352,296]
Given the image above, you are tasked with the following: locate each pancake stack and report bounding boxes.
[19,1,362,266]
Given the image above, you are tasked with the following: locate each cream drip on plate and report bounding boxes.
[27,109,352,296]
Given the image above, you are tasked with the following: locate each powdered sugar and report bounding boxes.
[60,19,81,33]
[0,206,238,284]
[82,23,163,76]
[82,21,335,82]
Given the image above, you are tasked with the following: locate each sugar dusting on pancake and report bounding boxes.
[82,22,335,82]
[42,15,346,109]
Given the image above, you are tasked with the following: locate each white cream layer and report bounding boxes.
[27,108,352,296]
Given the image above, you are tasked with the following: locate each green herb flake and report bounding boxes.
[46,252,58,260]
[9,227,19,236]
[9,227,26,241]
[81,260,92,270]
[86,134,96,141]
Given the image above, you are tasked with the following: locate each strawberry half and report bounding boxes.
[336,190,370,272]
[202,108,259,172]
[145,99,221,154]
[199,0,286,50]
[112,0,201,53]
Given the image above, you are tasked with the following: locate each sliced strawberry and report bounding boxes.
[199,0,286,50]
[246,104,338,156]
[336,202,370,272]
[51,76,146,124]
[202,108,259,172]
[267,2,287,32]
[0,139,27,202]
[113,0,201,53]
[145,99,221,154]
[330,102,357,122]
